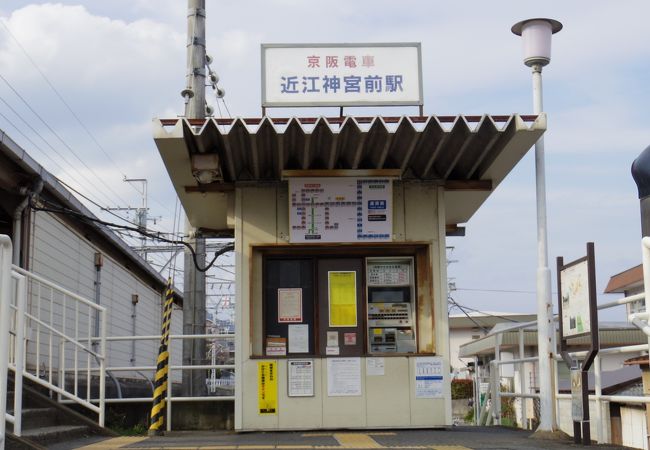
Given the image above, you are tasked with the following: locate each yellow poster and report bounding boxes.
[257,361,277,415]
[328,271,357,327]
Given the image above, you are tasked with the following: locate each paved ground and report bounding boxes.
[50,427,631,450]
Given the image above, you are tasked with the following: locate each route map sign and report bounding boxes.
[289,177,392,243]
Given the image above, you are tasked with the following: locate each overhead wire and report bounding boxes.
[456,287,537,295]
[0,20,124,174]
[451,302,520,323]
[0,108,68,175]
[0,92,123,210]
[220,99,232,118]
[447,296,490,332]
[29,196,233,272]
[0,73,134,209]
[0,97,148,234]
[55,177,146,229]
[0,19,176,215]
[0,22,228,277]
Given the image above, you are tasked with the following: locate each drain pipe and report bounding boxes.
[130,294,155,393]
[93,252,122,399]
[13,178,43,265]
[131,294,138,366]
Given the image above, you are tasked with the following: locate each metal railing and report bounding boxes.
[0,234,237,447]
[9,266,108,435]
[61,333,236,432]
[0,236,13,450]
[0,236,108,447]
[479,238,650,446]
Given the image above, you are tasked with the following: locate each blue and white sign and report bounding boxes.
[262,43,423,107]
[289,177,392,243]
[415,357,444,399]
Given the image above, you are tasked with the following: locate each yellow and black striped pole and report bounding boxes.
[149,278,174,435]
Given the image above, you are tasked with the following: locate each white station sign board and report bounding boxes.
[289,177,392,243]
[262,43,422,107]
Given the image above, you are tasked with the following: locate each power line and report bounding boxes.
[0,92,121,209]
[0,108,67,175]
[0,19,176,216]
[0,20,124,175]
[447,296,489,332]
[29,196,233,272]
[55,177,146,229]
[449,301,521,323]
[456,287,558,296]
[0,95,142,230]
[0,72,133,208]
[456,287,537,294]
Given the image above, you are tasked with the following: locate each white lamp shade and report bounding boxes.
[522,20,552,66]
[512,18,562,67]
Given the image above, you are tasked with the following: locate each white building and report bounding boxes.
[605,265,646,316]
[448,311,535,379]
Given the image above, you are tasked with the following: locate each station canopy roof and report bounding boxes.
[154,114,546,234]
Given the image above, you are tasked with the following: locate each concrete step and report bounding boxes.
[20,425,91,446]
[18,407,61,429]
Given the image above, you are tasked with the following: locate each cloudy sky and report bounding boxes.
[0,1,649,319]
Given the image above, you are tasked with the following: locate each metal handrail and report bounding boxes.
[1,235,235,439]
[11,265,107,313]
[4,260,107,437]
[483,280,649,444]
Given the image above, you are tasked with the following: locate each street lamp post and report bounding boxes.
[511,18,563,433]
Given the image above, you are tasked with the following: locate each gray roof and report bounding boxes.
[154,114,545,231]
[459,321,647,358]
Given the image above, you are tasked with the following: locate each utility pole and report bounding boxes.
[182,0,208,397]
[107,178,158,262]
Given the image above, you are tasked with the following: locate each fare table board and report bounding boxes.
[556,242,599,446]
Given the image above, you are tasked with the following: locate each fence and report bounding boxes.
[479,237,650,446]
[0,236,107,447]
[0,234,236,449]
[76,333,235,432]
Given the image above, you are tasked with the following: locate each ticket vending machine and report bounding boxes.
[366,257,417,353]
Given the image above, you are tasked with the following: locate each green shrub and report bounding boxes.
[451,379,474,399]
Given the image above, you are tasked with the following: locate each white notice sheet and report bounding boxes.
[327,357,361,396]
[288,324,309,354]
[366,357,385,376]
[288,359,314,397]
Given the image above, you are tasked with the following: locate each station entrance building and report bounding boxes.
[154,112,544,430]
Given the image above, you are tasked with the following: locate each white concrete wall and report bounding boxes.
[26,211,179,382]
[449,327,489,378]
[235,181,451,430]
[557,397,611,444]
[621,405,648,450]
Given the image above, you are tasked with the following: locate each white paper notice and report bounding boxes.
[278,288,302,323]
[366,357,385,376]
[327,357,361,396]
[288,359,314,397]
[415,356,444,398]
[288,324,309,354]
[327,331,339,347]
